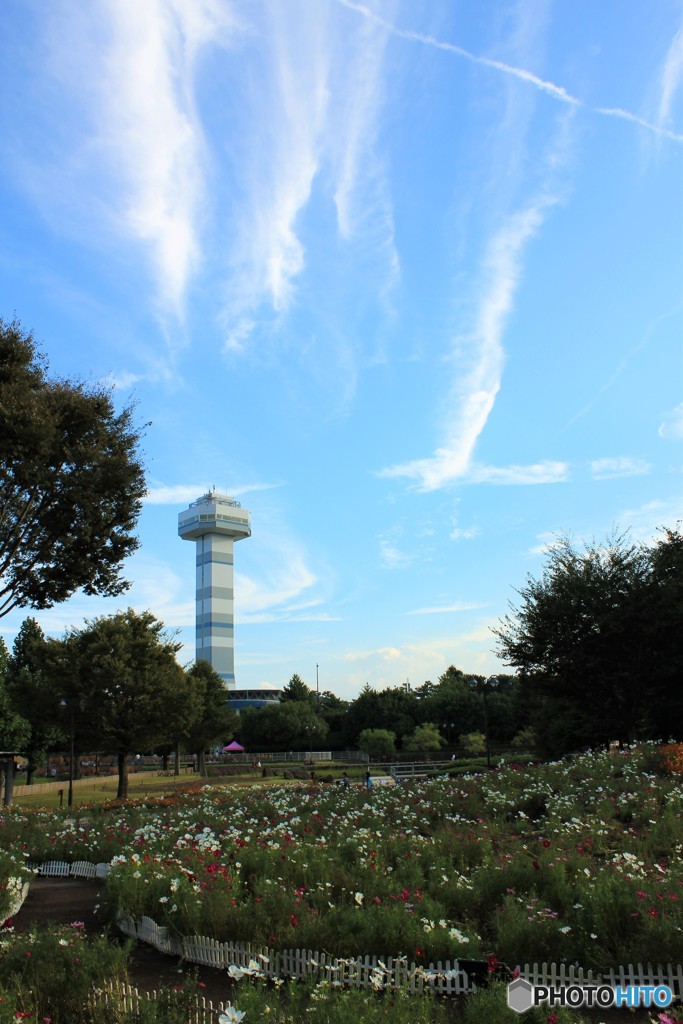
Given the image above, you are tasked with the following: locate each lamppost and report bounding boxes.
[481,676,499,769]
[58,699,75,808]
[316,662,319,709]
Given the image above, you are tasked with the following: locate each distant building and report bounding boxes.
[178,489,282,709]
[178,489,250,688]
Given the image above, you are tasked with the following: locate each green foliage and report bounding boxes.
[239,700,328,750]
[403,722,445,752]
[5,618,62,781]
[280,673,314,704]
[510,726,536,750]
[458,732,485,755]
[0,318,146,619]
[185,659,238,772]
[357,728,396,758]
[0,922,130,1022]
[62,609,185,798]
[494,528,683,754]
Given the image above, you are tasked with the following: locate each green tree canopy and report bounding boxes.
[0,636,30,751]
[357,728,396,759]
[185,659,238,773]
[239,701,328,751]
[63,609,185,798]
[402,722,445,752]
[0,319,146,618]
[494,528,683,755]
[280,673,314,704]
[5,617,62,783]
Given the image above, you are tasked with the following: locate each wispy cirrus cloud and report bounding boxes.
[659,403,683,441]
[145,481,282,505]
[407,602,482,615]
[467,461,570,486]
[337,0,683,143]
[46,0,241,321]
[658,23,683,128]
[223,1,396,351]
[379,537,414,569]
[380,195,560,491]
[590,457,651,480]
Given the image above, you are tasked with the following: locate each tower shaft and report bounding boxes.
[178,490,250,689]
[195,531,237,683]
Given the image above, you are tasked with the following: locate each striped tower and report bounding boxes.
[178,489,251,688]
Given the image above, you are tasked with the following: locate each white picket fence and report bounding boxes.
[19,863,683,1000]
[32,859,111,879]
[88,979,228,1021]
[117,913,473,994]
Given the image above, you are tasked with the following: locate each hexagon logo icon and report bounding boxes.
[507,977,534,1013]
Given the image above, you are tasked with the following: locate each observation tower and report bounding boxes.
[178,489,250,688]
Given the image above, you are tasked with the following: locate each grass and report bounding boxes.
[11,762,362,809]
[11,771,266,809]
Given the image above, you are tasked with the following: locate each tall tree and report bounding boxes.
[239,701,328,751]
[0,636,30,751]
[493,529,680,755]
[0,318,146,618]
[6,618,62,783]
[185,659,238,774]
[65,609,185,799]
[280,673,314,705]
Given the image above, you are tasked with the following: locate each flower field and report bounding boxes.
[2,743,682,977]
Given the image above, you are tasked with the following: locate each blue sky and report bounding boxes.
[1,0,681,701]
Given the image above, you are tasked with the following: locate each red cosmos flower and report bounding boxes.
[532,860,541,871]
[542,839,551,848]
[290,914,298,927]
[636,890,648,900]
[373,897,382,904]
[648,908,659,918]
[547,1013,560,1024]
[414,946,424,958]
[487,955,498,973]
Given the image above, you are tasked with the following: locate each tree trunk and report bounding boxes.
[26,759,35,786]
[117,751,129,800]
[198,748,206,776]
[174,743,180,776]
[162,751,169,771]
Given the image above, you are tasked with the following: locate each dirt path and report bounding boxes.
[13,878,233,1005]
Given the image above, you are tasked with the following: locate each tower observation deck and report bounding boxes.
[178,489,251,688]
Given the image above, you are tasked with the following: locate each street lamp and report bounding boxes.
[481,676,499,769]
[58,699,75,808]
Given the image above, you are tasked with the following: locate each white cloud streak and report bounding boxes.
[407,602,481,615]
[466,461,570,485]
[92,0,240,319]
[145,482,282,505]
[658,24,683,128]
[337,0,683,143]
[590,457,651,480]
[380,196,559,491]
[659,403,683,441]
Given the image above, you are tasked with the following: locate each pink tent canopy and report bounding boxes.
[222,741,245,752]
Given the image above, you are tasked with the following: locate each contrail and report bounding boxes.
[337,0,683,144]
